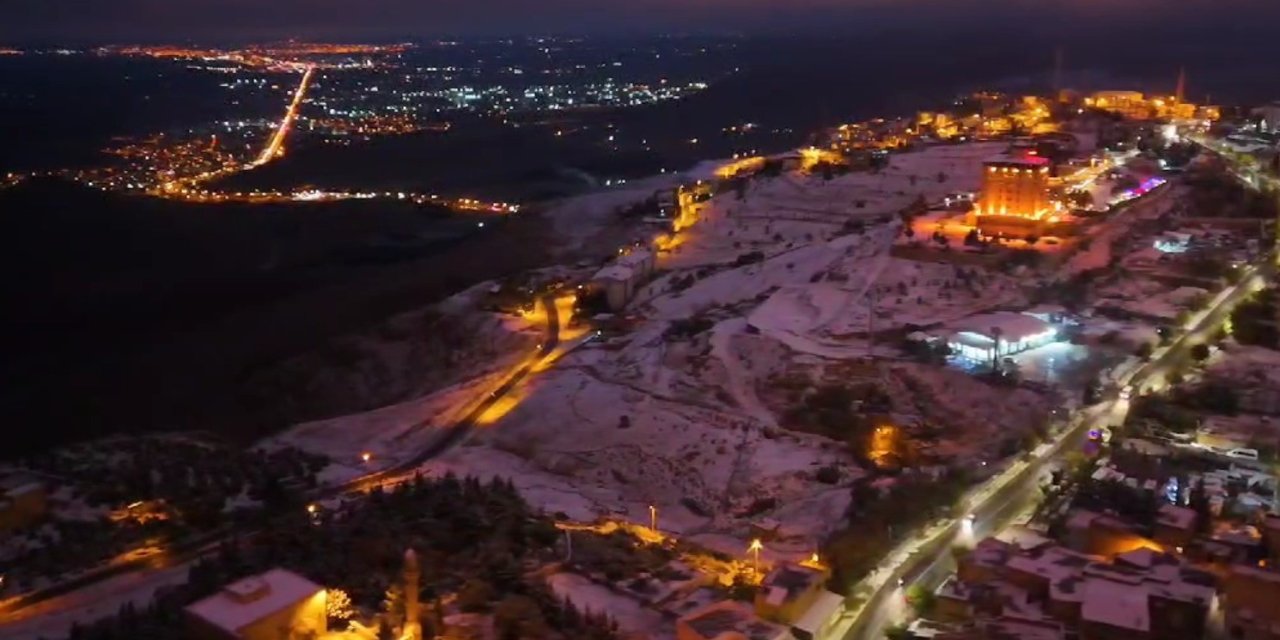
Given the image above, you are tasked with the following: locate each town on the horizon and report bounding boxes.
[6,33,1280,640]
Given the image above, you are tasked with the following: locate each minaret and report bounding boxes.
[403,548,422,640]
[1052,46,1064,96]
[1175,67,1186,104]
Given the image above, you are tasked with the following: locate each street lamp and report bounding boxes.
[361,452,371,463]
[649,505,658,533]
[749,538,764,576]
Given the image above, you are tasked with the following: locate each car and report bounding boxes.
[1227,448,1260,461]
[1120,385,1134,401]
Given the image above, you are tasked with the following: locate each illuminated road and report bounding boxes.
[249,64,314,168]
[341,293,568,493]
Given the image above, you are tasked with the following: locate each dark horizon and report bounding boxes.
[8,0,1280,44]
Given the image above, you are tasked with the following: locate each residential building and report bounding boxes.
[1153,505,1198,550]
[1263,515,1280,567]
[1253,102,1280,134]
[1224,565,1280,640]
[944,537,1214,640]
[1064,509,1163,558]
[755,563,829,625]
[972,155,1052,221]
[0,477,46,531]
[1086,91,1152,121]
[184,569,327,640]
[590,249,655,311]
[676,600,792,640]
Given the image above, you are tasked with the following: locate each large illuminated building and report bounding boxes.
[967,154,1055,238]
[1083,80,1219,123]
[975,156,1051,218]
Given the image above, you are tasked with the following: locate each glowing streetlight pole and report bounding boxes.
[749,538,764,577]
[649,505,658,533]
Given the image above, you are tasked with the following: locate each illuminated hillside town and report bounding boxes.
[7,27,1280,640]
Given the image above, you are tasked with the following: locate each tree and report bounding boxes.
[493,594,548,640]
[1136,342,1154,360]
[457,578,496,612]
[905,584,936,615]
[327,588,355,625]
[1190,343,1211,362]
[381,583,405,631]
[885,624,914,640]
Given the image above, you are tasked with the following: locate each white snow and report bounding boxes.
[546,573,669,638]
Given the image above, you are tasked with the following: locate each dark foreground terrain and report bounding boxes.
[0,179,554,457]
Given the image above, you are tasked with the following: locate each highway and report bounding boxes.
[249,64,314,168]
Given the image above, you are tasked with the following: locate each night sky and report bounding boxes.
[7,0,1280,42]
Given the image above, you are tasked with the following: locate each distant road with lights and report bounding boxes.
[250,64,315,168]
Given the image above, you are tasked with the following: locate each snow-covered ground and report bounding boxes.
[547,573,670,639]
[258,281,544,484]
[255,141,1094,631]
[0,561,195,640]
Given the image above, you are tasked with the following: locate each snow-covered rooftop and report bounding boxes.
[594,264,635,282]
[985,154,1051,167]
[1080,575,1151,632]
[678,599,789,640]
[1156,504,1197,532]
[949,312,1054,343]
[185,568,323,636]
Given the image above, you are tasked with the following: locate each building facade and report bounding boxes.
[185,569,327,640]
[974,156,1051,220]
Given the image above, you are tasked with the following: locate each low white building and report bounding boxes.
[948,312,1058,363]
[184,568,327,640]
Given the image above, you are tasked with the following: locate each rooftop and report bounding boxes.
[617,249,653,269]
[593,264,635,282]
[791,590,843,636]
[0,475,43,496]
[760,563,826,607]
[949,312,1054,344]
[1156,504,1197,532]
[984,154,1050,168]
[1080,574,1151,632]
[680,600,790,640]
[984,615,1066,640]
[185,568,324,635]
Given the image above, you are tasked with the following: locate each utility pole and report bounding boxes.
[867,287,877,361]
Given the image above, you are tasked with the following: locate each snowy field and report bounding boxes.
[255,141,1083,629]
